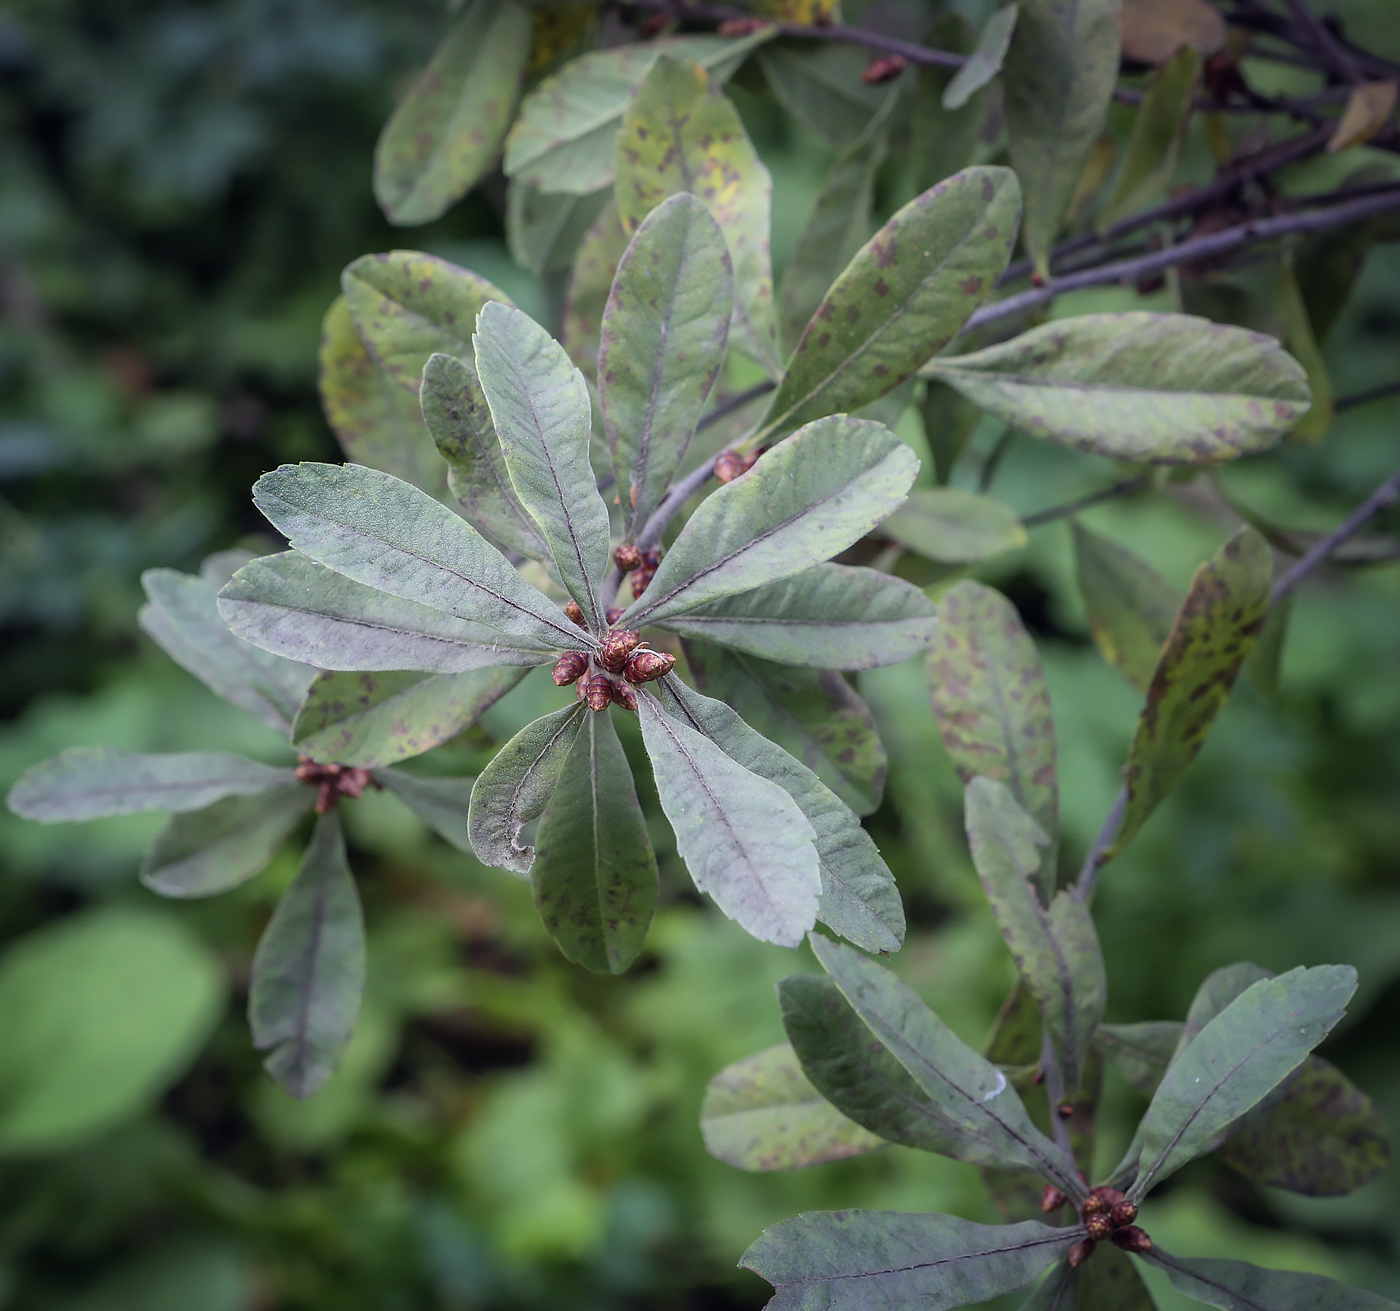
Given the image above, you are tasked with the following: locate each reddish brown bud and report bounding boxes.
[631,566,655,599]
[717,16,765,36]
[1111,1226,1152,1254]
[624,649,676,684]
[316,780,337,814]
[1111,1200,1138,1228]
[714,451,745,483]
[1040,1185,1068,1213]
[611,681,638,712]
[740,447,764,472]
[1087,1186,1125,1210]
[600,629,642,674]
[338,767,373,800]
[861,54,906,85]
[553,650,589,686]
[606,607,626,625]
[564,599,586,628]
[576,675,589,702]
[641,546,662,569]
[614,543,643,572]
[1085,1213,1113,1242]
[585,674,613,712]
[1067,1239,1096,1268]
[1058,1102,1075,1119]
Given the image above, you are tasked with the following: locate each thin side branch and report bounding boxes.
[1022,477,1154,529]
[1072,786,1127,903]
[1271,462,1400,602]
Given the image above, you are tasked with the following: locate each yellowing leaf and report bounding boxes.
[759,0,841,21]
[526,2,598,76]
[1328,79,1399,153]
[1120,0,1226,65]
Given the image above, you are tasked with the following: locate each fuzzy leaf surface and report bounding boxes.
[1143,1247,1399,1311]
[884,486,1027,563]
[375,769,475,852]
[926,314,1311,464]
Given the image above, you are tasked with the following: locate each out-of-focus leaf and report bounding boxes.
[1120,0,1226,64]
[467,703,587,875]
[944,7,1019,111]
[341,251,513,393]
[504,30,773,194]
[506,179,610,276]
[532,712,657,973]
[1072,522,1181,695]
[927,581,1059,897]
[292,666,529,768]
[1020,1264,1078,1310]
[663,563,936,670]
[249,812,366,1100]
[1181,961,1273,1048]
[140,566,316,734]
[373,0,530,225]
[1003,0,1120,277]
[636,692,820,948]
[701,1042,886,1171]
[8,748,293,822]
[420,352,553,562]
[375,769,475,852]
[616,56,779,374]
[599,193,732,534]
[926,313,1311,464]
[141,786,313,898]
[1143,1247,1399,1311]
[1113,528,1273,854]
[742,1210,1078,1311]
[1124,965,1357,1197]
[885,486,1027,562]
[623,417,918,628]
[1097,1020,1182,1094]
[1080,1244,1157,1310]
[923,379,981,485]
[685,641,886,816]
[653,677,904,954]
[1277,255,1333,445]
[220,552,557,672]
[1329,81,1399,154]
[562,198,629,376]
[474,302,611,628]
[760,167,1020,442]
[248,464,591,653]
[1246,594,1291,699]
[0,908,224,1154]
[910,15,988,194]
[757,41,889,151]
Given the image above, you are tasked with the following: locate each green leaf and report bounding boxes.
[944,6,1019,111]
[810,935,1081,1190]
[1097,1021,1183,1095]
[701,1041,887,1171]
[249,812,366,1099]
[966,778,1105,1094]
[662,563,936,671]
[1080,1244,1158,1311]
[923,379,981,485]
[474,302,612,628]
[1126,965,1357,1198]
[1100,46,1201,228]
[421,352,553,563]
[532,711,657,974]
[622,416,918,628]
[1277,253,1333,446]
[375,769,475,852]
[1019,1264,1078,1311]
[506,180,611,276]
[685,641,886,816]
[653,676,904,954]
[504,30,773,195]
[318,297,446,495]
[1143,1247,1400,1311]
[292,666,529,768]
[467,702,588,875]
[760,167,1021,442]
[248,464,592,653]
[884,486,1028,563]
[341,251,513,394]
[600,193,732,535]
[925,314,1311,464]
[1003,0,1120,277]
[910,16,989,194]
[757,41,890,152]
[219,551,558,672]
[616,55,779,373]
[742,1211,1079,1311]
[1181,961,1274,1050]
[927,580,1059,896]
[0,908,224,1154]
[8,748,294,822]
[141,786,314,898]
[1114,528,1273,855]
[562,198,630,377]
[373,1,530,226]
[636,691,820,948]
[139,565,316,734]
[1072,523,1181,695]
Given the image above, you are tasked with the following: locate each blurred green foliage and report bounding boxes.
[2,1,1400,1307]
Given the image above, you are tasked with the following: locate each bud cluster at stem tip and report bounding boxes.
[1060,1186,1150,1267]
[550,625,675,713]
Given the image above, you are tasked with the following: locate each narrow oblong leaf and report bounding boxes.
[467,702,587,875]
[562,198,629,376]
[219,551,558,672]
[616,56,779,373]
[1143,1246,1400,1311]
[420,352,552,563]
[1121,0,1226,65]
[248,464,592,654]
[473,302,612,628]
[943,6,1019,111]
[663,563,936,671]
[8,749,293,822]
[532,712,657,974]
[375,769,475,852]
[249,812,367,1099]
[884,486,1027,563]
[1097,1020,1183,1095]
[373,0,530,226]
[742,1211,1079,1311]
[1127,965,1358,1198]
[1329,80,1400,155]
[292,666,529,768]
[636,691,820,948]
[622,416,918,628]
[141,786,314,898]
[1114,528,1273,854]
[926,314,1311,464]
[701,1041,886,1172]
[599,193,733,535]
[760,167,1021,442]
